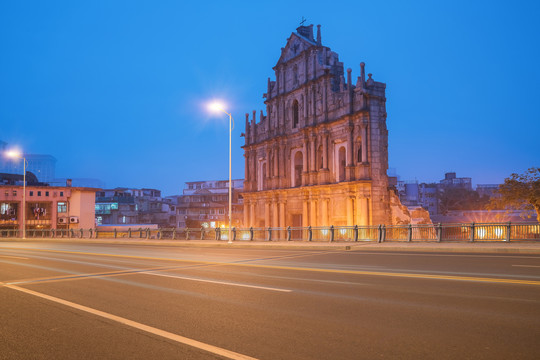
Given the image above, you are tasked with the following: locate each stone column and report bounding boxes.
[322,133,328,169]
[360,197,369,226]
[250,203,255,227]
[312,50,317,80]
[362,125,368,163]
[274,146,279,178]
[244,153,249,183]
[272,201,279,228]
[265,202,270,228]
[310,135,316,172]
[244,201,249,227]
[302,199,309,227]
[310,199,317,227]
[347,197,354,226]
[321,198,328,226]
[279,202,285,227]
[302,139,308,185]
[323,70,328,121]
[252,150,257,189]
[266,149,271,186]
[348,125,354,166]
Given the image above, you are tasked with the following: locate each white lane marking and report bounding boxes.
[512,265,540,268]
[5,284,259,360]
[143,271,292,293]
[0,255,29,260]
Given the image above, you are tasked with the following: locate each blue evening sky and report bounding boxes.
[1,0,538,195]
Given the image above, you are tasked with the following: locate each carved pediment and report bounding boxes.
[275,33,315,67]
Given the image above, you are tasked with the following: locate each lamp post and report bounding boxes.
[5,150,27,239]
[208,101,234,244]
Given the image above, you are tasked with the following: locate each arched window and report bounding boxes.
[292,100,299,128]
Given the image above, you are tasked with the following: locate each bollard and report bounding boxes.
[470,222,475,242]
[250,227,254,241]
[287,226,291,241]
[506,222,511,242]
[354,225,359,242]
[128,228,131,238]
[437,223,442,242]
[267,227,272,241]
[329,225,334,242]
[407,224,412,242]
[146,228,150,239]
[233,227,237,241]
[114,228,117,239]
[307,226,312,242]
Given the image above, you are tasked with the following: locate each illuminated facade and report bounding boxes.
[242,24,393,227]
[0,184,97,231]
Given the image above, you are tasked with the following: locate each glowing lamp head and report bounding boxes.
[5,149,22,159]
[207,101,227,114]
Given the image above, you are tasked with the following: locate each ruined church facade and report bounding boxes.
[242,24,392,228]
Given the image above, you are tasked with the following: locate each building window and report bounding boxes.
[37,191,41,196]
[60,191,64,197]
[4,191,8,197]
[292,100,299,128]
[57,202,67,213]
[45,191,49,197]
[13,191,17,196]
[30,191,34,196]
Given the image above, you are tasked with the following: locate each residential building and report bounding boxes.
[0,175,97,231]
[176,179,243,228]
[95,188,178,228]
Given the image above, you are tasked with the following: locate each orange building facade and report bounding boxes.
[0,185,97,231]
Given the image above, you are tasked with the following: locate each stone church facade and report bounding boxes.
[242,24,392,228]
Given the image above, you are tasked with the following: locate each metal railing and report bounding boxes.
[0,222,539,242]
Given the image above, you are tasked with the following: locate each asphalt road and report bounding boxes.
[1,242,539,359]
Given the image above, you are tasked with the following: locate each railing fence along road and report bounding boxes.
[1,222,539,242]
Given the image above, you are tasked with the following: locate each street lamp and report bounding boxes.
[5,150,27,239]
[207,101,234,244]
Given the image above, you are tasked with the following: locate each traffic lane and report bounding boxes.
[0,287,224,360]
[12,242,540,281]
[247,251,540,280]
[0,249,192,284]
[14,263,540,360]
[1,242,320,264]
[4,244,540,285]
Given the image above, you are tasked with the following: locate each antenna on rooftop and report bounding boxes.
[300,16,306,26]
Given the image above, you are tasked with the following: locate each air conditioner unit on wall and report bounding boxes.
[58,217,68,224]
[69,216,79,223]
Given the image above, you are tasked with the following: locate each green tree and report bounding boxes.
[489,167,540,222]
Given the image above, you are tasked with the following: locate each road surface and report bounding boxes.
[1,241,539,359]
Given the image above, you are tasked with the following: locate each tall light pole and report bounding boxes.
[5,150,27,239]
[208,101,234,244]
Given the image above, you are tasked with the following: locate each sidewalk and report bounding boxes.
[2,237,540,254]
